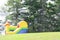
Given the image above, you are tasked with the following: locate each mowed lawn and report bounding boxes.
[0,32,60,40]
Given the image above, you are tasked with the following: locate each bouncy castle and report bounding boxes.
[5,20,28,34]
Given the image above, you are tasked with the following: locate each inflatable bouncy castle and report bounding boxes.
[5,21,28,34]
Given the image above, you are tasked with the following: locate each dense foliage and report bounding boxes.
[6,0,60,32]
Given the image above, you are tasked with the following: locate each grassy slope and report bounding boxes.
[0,32,60,40]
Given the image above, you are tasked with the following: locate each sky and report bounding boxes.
[0,0,8,7]
[0,0,8,21]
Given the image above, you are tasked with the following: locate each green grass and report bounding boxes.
[0,32,60,40]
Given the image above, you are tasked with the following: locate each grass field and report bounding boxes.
[0,32,60,40]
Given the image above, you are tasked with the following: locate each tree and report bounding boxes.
[22,0,47,32]
[6,0,22,25]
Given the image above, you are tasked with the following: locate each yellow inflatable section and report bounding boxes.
[18,21,28,28]
[5,20,28,34]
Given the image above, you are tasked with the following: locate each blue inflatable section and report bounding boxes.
[18,29,28,34]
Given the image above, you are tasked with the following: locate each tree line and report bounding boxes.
[6,0,60,32]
